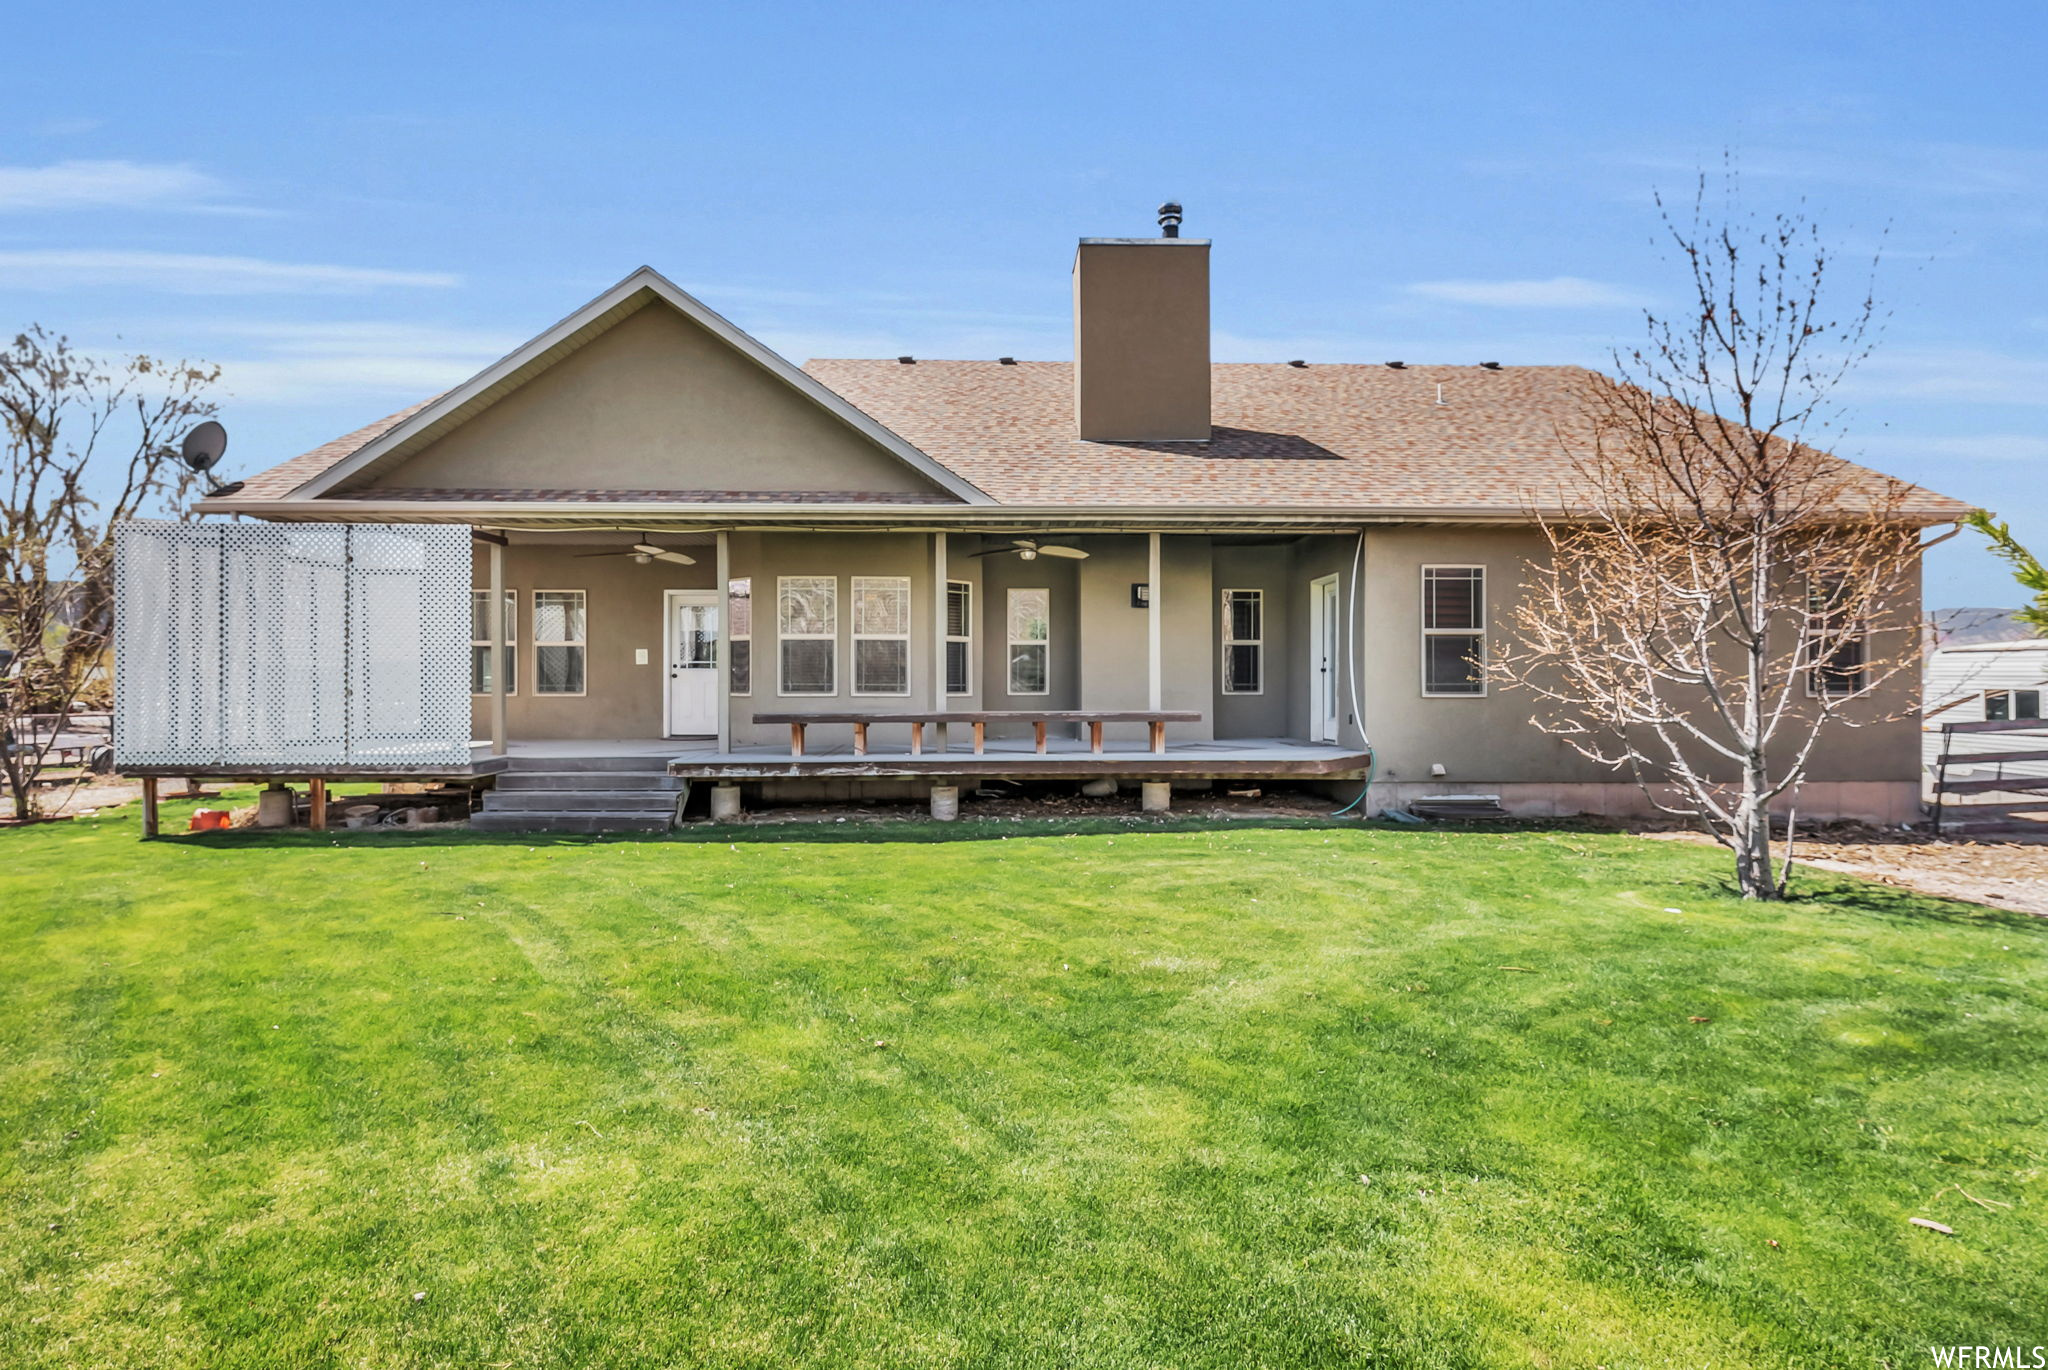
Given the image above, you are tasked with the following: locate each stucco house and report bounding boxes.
[111,209,1970,832]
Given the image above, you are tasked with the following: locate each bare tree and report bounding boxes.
[1493,183,1938,899]
[1,326,219,821]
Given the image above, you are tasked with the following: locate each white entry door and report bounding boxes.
[1309,575,1341,743]
[666,590,719,737]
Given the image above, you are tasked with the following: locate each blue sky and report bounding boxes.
[6,0,2043,606]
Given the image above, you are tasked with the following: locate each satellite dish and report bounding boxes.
[178,420,242,498]
[180,421,228,473]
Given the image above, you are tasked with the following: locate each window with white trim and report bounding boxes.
[1422,566,1485,696]
[533,590,586,695]
[1221,588,1263,694]
[1985,689,2041,721]
[778,576,837,695]
[1007,588,1050,695]
[852,576,911,695]
[946,580,973,696]
[470,588,517,695]
[728,577,752,696]
[1806,581,1869,698]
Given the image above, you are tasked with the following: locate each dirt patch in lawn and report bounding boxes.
[1638,824,2048,917]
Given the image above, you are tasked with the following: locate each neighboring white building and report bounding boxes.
[1923,636,2048,802]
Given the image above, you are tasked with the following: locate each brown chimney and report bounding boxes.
[1072,203,1210,442]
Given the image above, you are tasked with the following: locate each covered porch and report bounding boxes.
[113,518,1373,832]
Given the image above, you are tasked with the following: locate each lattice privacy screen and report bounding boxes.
[114,522,471,768]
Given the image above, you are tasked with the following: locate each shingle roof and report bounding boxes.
[802,360,1971,518]
[339,487,958,504]
[231,359,1969,520]
[235,397,440,499]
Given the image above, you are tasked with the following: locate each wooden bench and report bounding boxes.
[750,710,1203,757]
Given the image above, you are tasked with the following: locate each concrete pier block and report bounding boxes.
[1140,781,1172,813]
[709,784,743,822]
[929,784,960,821]
[255,784,296,828]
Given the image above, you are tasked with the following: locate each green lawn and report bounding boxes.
[2,793,2043,1368]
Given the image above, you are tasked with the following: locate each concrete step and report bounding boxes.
[497,770,682,792]
[503,754,677,773]
[471,810,677,834]
[484,789,681,814]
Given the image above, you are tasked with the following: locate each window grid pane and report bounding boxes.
[945,640,970,696]
[852,577,909,636]
[946,580,972,695]
[730,639,752,696]
[1424,568,1482,631]
[536,645,585,695]
[728,578,752,638]
[469,589,516,695]
[855,639,909,694]
[1008,589,1049,643]
[1424,634,1484,695]
[1009,644,1048,695]
[781,639,835,695]
[532,590,585,695]
[779,577,835,636]
[777,577,837,695]
[946,582,971,638]
[1222,589,1263,695]
[1421,568,1484,696]
[1007,589,1050,695]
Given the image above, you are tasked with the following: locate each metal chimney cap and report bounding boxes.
[1157,201,1184,238]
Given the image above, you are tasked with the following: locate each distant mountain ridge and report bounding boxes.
[1928,607,2041,648]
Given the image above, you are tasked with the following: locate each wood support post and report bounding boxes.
[853,722,868,756]
[789,723,805,757]
[1090,721,1104,754]
[140,775,159,839]
[972,720,986,755]
[309,778,329,831]
[1147,531,1162,714]
[1033,720,1047,754]
[932,532,948,753]
[1149,720,1166,755]
[910,721,924,756]
[716,531,732,755]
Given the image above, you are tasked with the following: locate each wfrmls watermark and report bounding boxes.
[1928,1348,2048,1367]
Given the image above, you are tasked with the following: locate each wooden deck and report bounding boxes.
[664,735,1370,780]
[118,735,1370,784]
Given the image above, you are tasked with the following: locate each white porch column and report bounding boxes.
[1147,531,1162,712]
[716,530,732,755]
[932,532,949,709]
[487,535,508,757]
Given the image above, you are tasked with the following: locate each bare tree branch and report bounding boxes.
[1,326,220,820]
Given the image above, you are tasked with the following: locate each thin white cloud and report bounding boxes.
[1851,347,2048,406]
[1857,431,2048,463]
[1404,276,1648,309]
[0,250,458,294]
[186,320,518,404]
[0,159,251,213]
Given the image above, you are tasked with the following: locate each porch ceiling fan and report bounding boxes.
[572,534,696,566]
[970,537,1088,561]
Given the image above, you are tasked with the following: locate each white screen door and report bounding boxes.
[1310,575,1340,743]
[667,590,719,736]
